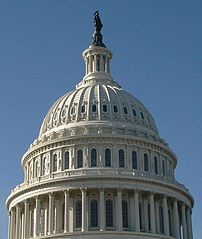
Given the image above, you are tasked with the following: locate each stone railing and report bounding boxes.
[10,168,187,196]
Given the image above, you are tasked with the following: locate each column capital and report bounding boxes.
[80,187,87,192]
[49,192,54,197]
[117,187,122,192]
[99,187,105,192]
[150,191,155,196]
[35,195,40,200]
[64,189,70,194]
[134,189,139,194]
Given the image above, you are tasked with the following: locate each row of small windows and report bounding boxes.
[32,151,169,178]
[68,104,149,121]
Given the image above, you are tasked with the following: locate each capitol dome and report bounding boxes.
[7,12,193,239]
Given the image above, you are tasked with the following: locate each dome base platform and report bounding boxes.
[36,231,173,239]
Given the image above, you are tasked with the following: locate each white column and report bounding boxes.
[105,57,108,73]
[130,195,135,231]
[81,188,87,232]
[55,200,60,233]
[48,193,54,234]
[100,55,104,72]
[94,54,97,72]
[44,207,48,235]
[150,193,156,233]
[181,203,188,239]
[117,189,123,231]
[89,55,93,73]
[163,196,169,236]
[21,213,24,239]
[34,196,40,237]
[8,212,11,239]
[99,189,105,231]
[143,196,148,232]
[24,200,29,239]
[10,208,15,239]
[134,190,140,232]
[85,58,88,75]
[155,200,160,234]
[64,190,69,233]
[16,204,21,239]
[173,199,180,238]
[187,208,193,239]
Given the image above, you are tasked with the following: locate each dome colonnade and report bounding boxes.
[6,12,193,239]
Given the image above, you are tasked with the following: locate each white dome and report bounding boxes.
[39,82,159,138]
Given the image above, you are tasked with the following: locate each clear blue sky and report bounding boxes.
[0,0,201,238]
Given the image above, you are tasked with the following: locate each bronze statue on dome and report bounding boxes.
[92,11,106,47]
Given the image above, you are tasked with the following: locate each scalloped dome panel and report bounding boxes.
[39,83,159,137]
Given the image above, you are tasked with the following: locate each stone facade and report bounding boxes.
[6,30,193,239]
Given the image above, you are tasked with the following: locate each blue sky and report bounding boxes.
[0,0,201,238]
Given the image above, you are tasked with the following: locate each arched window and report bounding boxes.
[106,199,113,227]
[53,154,57,172]
[35,161,39,177]
[43,157,46,175]
[159,206,164,233]
[62,203,65,231]
[132,151,137,169]
[91,148,97,167]
[148,204,151,231]
[122,200,128,228]
[168,210,172,236]
[154,156,158,174]
[77,150,83,168]
[162,160,166,176]
[40,208,45,235]
[105,149,111,167]
[119,149,125,168]
[91,200,98,227]
[76,201,82,228]
[30,209,34,236]
[144,153,149,172]
[64,151,69,169]
[139,203,143,230]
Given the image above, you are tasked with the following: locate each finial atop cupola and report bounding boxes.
[92,11,106,47]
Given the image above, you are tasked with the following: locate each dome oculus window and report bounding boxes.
[140,112,144,120]
[62,109,66,117]
[123,107,128,114]
[103,104,107,112]
[92,104,97,112]
[81,105,85,113]
[71,107,75,115]
[132,109,137,117]
[113,105,118,113]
